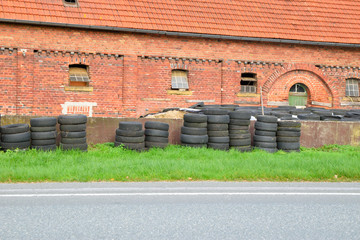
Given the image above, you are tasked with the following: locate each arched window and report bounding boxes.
[240,73,257,93]
[346,78,359,97]
[171,70,189,90]
[69,64,90,87]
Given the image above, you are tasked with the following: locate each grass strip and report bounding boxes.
[0,144,359,182]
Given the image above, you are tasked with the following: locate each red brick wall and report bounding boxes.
[0,23,359,117]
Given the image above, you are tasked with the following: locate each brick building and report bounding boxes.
[0,0,359,117]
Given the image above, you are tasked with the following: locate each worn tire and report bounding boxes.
[229,119,250,126]
[2,132,31,143]
[60,124,86,132]
[277,142,300,150]
[253,135,276,142]
[61,137,87,144]
[229,133,251,139]
[230,138,251,146]
[254,122,277,131]
[181,134,208,144]
[115,135,145,143]
[277,131,301,137]
[207,142,229,150]
[116,129,144,137]
[208,136,230,143]
[31,144,57,151]
[1,141,31,150]
[61,131,86,138]
[207,115,230,124]
[231,146,252,152]
[277,136,300,142]
[1,124,29,134]
[229,129,250,135]
[183,122,207,128]
[30,126,57,132]
[207,124,228,131]
[228,125,249,130]
[31,139,56,146]
[118,122,142,131]
[207,131,229,137]
[58,114,87,125]
[255,130,276,136]
[145,136,168,143]
[183,114,207,123]
[256,115,278,123]
[145,121,169,131]
[277,127,301,132]
[31,131,57,140]
[277,121,301,128]
[145,141,168,148]
[202,108,229,115]
[60,143,88,151]
[181,143,207,148]
[229,111,252,120]
[30,117,57,127]
[145,129,169,137]
[181,127,207,135]
[114,141,145,150]
[254,141,277,148]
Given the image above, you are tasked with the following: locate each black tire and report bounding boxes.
[181,127,207,135]
[30,126,57,132]
[256,115,278,123]
[114,141,145,150]
[228,125,249,130]
[255,130,276,136]
[254,141,277,148]
[145,136,168,143]
[118,122,143,131]
[207,142,229,150]
[207,131,229,137]
[61,137,87,144]
[229,111,252,120]
[231,146,252,152]
[277,131,301,137]
[116,129,145,137]
[229,129,250,135]
[31,139,56,146]
[277,142,300,150]
[61,131,86,138]
[277,127,301,132]
[229,133,251,139]
[254,122,277,131]
[277,136,300,142]
[181,143,207,148]
[60,124,86,132]
[58,114,87,125]
[0,124,29,134]
[30,117,57,127]
[207,115,230,124]
[202,108,229,115]
[183,122,207,128]
[253,135,276,142]
[1,141,31,150]
[145,121,169,131]
[229,119,250,126]
[145,129,169,137]
[207,124,228,131]
[277,121,301,128]
[256,147,277,153]
[115,135,145,143]
[298,113,320,120]
[60,143,88,151]
[31,144,57,151]
[2,132,31,143]
[230,138,251,146]
[183,114,207,123]
[145,141,168,148]
[208,136,230,143]
[31,131,57,140]
[181,134,208,144]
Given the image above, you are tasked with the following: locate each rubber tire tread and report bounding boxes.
[202,108,229,115]
[181,127,207,135]
[229,130,250,135]
[255,130,276,136]
[118,122,142,131]
[1,141,30,150]
[181,134,208,144]
[277,142,300,150]
[278,121,301,128]
[116,129,144,137]
[256,115,278,123]
[30,126,56,132]
[228,125,249,130]
[207,142,229,150]
[58,114,87,125]
[254,122,277,131]
[61,131,86,138]
[183,114,207,123]
[145,129,169,137]
[1,124,29,134]
[229,133,251,139]
[207,124,228,131]
[61,137,87,144]
[145,136,168,143]
[207,115,230,124]
[207,131,229,137]
[230,138,251,146]
[181,143,207,148]
[231,146,252,152]
[2,132,31,143]
[60,124,86,132]
[115,135,145,143]
[277,127,301,132]
[30,117,57,127]
[31,131,57,140]
[145,121,169,131]
[31,139,56,146]
[208,136,230,143]
[276,136,300,142]
[253,135,276,142]
[229,111,251,120]
[277,131,301,137]
[254,141,277,148]
[229,119,250,126]
[183,122,207,128]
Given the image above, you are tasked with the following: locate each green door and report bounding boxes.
[289,84,307,106]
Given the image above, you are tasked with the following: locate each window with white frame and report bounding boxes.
[171,70,189,90]
[346,78,360,97]
[69,64,90,87]
[240,73,257,93]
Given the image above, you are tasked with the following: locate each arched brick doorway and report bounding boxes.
[289,83,308,106]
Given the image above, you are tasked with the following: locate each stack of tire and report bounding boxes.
[277,121,301,152]
[203,109,230,150]
[115,122,145,151]
[0,124,31,151]
[30,117,57,151]
[228,110,252,152]
[253,115,278,153]
[58,114,88,151]
[145,121,169,149]
[181,113,208,148]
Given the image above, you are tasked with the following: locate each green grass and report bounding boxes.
[0,144,359,182]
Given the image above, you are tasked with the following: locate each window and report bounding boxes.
[69,64,90,87]
[63,0,78,7]
[171,70,189,90]
[346,79,360,97]
[290,84,306,93]
[240,73,257,93]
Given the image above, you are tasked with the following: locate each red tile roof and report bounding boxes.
[1,0,360,45]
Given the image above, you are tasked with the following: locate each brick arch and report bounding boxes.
[262,63,336,107]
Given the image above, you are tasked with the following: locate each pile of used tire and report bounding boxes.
[0,124,31,151]
[30,117,57,151]
[228,110,252,152]
[145,121,169,149]
[253,115,278,153]
[115,122,145,151]
[277,121,301,152]
[203,108,230,150]
[58,114,88,151]
[180,113,208,148]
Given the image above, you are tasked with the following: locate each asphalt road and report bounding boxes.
[0,182,359,240]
